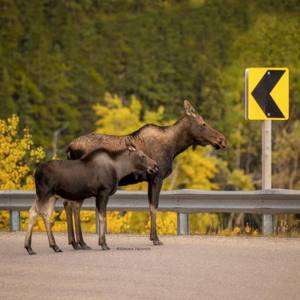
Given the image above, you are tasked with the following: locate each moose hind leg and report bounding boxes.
[24,201,39,255]
[41,197,62,253]
[73,201,91,250]
[64,200,79,250]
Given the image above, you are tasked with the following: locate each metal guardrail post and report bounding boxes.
[10,210,20,231]
[177,213,189,235]
[263,214,273,235]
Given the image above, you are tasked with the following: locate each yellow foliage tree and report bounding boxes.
[0,115,45,190]
[93,92,166,135]
[164,148,219,190]
[0,115,45,230]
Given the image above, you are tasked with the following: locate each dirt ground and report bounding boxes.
[1,232,300,300]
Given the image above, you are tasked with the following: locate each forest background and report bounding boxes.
[1,0,300,235]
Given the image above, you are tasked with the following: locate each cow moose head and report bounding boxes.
[184,100,226,150]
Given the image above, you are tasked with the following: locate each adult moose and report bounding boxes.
[66,100,226,248]
[24,139,159,255]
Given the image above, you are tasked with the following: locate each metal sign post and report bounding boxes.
[245,67,289,235]
[262,120,273,234]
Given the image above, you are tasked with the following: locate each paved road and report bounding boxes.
[0,232,300,300]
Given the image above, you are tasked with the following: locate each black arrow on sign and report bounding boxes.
[251,70,285,118]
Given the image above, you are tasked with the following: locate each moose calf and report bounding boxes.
[24,139,158,255]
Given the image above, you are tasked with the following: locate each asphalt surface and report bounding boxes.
[0,232,300,300]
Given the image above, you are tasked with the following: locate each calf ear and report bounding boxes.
[184,100,197,118]
[125,137,136,152]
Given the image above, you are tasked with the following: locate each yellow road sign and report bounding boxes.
[245,67,289,120]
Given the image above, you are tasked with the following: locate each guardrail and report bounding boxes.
[1,189,300,234]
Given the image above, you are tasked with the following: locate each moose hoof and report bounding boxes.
[51,245,63,253]
[25,247,36,255]
[100,244,110,251]
[79,243,92,250]
[71,241,80,250]
[153,240,163,246]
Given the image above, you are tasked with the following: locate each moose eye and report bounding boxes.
[202,123,206,127]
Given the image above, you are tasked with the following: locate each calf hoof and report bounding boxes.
[100,244,110,251]
[153,240,163,246]
[25,246,36,255]
[71,241,81,250]
[51,245,63,253]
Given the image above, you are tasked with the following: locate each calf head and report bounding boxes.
[184,100,226,150]
[125,138,159,175]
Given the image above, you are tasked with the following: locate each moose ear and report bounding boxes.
[184,100,197,118]
[125,137,136,152]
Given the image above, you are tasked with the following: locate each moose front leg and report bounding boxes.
[96,194,110,250]
[24,199,39,255]
[148,178,163,245]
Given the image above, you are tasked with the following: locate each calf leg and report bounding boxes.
[24,199,39,255]
[63,200,80,250]
[148,179,163,245]
[73,201,91,250]
[96,194,109,250]
[41,197,62,253]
